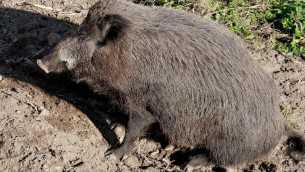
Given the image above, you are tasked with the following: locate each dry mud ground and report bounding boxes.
[0,0,305,171]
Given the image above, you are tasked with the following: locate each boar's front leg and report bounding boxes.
[105,107,156,160]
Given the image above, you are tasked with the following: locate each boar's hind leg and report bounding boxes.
[105,107,156,160]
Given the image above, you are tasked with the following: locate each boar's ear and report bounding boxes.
[96,14,129,45]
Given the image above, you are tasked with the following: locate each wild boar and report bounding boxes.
[37,0,305,169]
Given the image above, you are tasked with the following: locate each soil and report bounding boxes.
[0,0,305,171]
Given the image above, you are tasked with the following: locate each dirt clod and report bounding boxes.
[124,155,142,168]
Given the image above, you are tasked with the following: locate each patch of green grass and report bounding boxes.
[264,0,305,58]
[280,105,299,128]
[140,0,305,60]
[205,0,305,59]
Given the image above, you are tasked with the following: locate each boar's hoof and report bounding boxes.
[184,155,210,171]
[164,144,175,151]
[104,146,131,161]
[226,168,236,172]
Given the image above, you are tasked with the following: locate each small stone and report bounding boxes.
[16,110,21,114]
[0,75,3,82]
[124,156,141,168]
[42,164,49,169]
[162,158,171,164]
[150,149,160,157]
[72,116,80,123]
[38,107,50,116]
[164,144,175,151]
[11,87,22,93]
[47,33,61,46]
[34,116,42,121]
[54,166,62,170]
[114,124,125,143]
[26,94,33,99]
[226,168,236,172]
[114,124,125,135]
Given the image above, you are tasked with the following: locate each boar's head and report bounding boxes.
[37,12,129,74]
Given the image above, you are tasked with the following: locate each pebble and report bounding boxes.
[124,156,141,168]
[114,124,125,143]
[42,164,49,170]
[47,33,61,46]
[0,75,3,82]
[11,87,22,93]
[150,149,160,157]
[54,166,62,170]
[34,116,42,121]
[164,144,175,151]
[38,107,50,116]
[72,116,80,123]
[227,168,236,172]
[26,94,33,99]
[114,124,125,135]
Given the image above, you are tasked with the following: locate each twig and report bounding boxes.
[32,4,54,11]
[277,51,305,67]
[17,1,62,11]
[294,16,304,36]
[0,90,39,111]
[17,1,86,15]
[273,33,290,39]
[31,48,45,58]
[58,12,84,16]
[257,19,281,31]
[25,100,38,111]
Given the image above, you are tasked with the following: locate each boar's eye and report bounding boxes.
[96,14,129,46]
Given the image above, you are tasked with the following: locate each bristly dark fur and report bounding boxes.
[37,0,305,166]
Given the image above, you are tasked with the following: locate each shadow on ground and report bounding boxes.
[0,6,170,153]
[0,7,123,149]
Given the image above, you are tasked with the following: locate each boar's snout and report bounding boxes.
[37,54,68,74]
[37,59,50,74]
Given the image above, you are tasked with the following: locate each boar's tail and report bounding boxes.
[285,124,305,161]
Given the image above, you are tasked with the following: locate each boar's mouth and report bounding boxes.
[37,59,50,74]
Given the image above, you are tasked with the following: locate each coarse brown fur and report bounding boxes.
[37,0,305,167]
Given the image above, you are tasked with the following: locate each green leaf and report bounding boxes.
[295,26,303,38]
